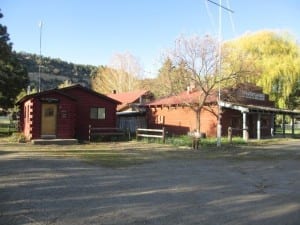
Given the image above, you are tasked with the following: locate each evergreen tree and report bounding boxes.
[0,10,28,109]
[154,58,191,98]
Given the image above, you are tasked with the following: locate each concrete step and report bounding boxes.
[32,139,78,145]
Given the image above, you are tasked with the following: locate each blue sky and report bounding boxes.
[1,0,300,77]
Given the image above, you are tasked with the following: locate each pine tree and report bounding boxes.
[0,10,28,109]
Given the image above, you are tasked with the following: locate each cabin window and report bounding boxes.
[90,107,106,119]
[44,107,54,117]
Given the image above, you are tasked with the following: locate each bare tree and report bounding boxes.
[168,34,252,133]
[109,52,142,92]
[91,52,143,94]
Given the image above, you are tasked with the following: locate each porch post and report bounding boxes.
[282,114,286,137]
[270,114,275,137]
[291,115,295,136]
[242,112,248,141]
[257,113,261,140]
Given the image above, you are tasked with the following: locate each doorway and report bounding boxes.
[41,103,57,138]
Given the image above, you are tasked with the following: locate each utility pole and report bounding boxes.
[207,0,234,147]
[38,21,43,92]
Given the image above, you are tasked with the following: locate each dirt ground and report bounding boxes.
[1,141,300,225]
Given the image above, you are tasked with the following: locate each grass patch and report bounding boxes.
[0,137,300,168]
[165,135,246,148]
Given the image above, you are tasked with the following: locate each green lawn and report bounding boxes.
[275,127,300,135]
[0,137,299,168]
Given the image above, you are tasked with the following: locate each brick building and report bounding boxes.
[147,84,299,140]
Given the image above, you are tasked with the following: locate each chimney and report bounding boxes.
[190,81,196,90]
[187,86,191,94]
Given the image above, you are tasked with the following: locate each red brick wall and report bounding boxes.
[148,106,273,138]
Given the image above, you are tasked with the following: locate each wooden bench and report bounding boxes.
[136,127,166,143]
[88,125,129,142]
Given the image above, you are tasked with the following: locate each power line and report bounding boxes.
[204,0,217,35]
[226,0,236,36]
[207,0,234,13]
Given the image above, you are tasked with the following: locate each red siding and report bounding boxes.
[18,85,118,141]
[56,101,76,139]
[30,93,76,140]
[148,106,273,138]
[61,88,118,140]
[147,105,218,137]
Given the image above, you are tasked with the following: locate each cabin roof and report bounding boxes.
[17,84,121,105]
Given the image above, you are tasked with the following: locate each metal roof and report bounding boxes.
[220,101,300,115]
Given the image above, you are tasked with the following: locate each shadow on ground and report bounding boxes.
[1,151,300,225]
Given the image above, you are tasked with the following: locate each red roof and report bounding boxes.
[147,89,218,106]
[108,90,150,104]
[108,90,152,111]
[17,84,121,105]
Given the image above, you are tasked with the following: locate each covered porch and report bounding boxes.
[220,101,300,141]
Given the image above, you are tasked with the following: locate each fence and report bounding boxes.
[136,127,166,143]
[0,118,18,134]
[88,125,130,142]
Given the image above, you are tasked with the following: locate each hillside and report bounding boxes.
[16,52,97,90]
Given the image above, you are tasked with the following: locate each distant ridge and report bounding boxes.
[16,52,97,91]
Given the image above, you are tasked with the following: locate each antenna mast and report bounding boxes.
[207,0,234,147]
[38,21,43,92]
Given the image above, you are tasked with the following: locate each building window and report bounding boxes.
[90,107,105,119]
[44,107,54,117]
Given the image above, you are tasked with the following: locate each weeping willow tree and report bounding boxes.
[228,30,300,109]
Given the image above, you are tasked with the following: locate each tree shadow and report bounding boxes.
[0,156,300,225]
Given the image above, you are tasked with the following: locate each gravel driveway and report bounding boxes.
[1,143,300,225]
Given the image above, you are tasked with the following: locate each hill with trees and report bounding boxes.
[16,52,97,91]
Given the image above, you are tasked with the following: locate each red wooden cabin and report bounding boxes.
[17,84,120,141]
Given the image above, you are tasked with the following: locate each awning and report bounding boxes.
[219,101,300,116]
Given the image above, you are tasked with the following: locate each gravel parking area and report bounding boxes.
[1,143,300,225]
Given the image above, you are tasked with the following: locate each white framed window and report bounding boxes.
[90,107,106,119]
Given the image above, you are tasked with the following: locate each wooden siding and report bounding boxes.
[34,93,76,139]
[20,93,76,140]
[118,116,147,133]
[18,85,118,141]
[23,100,34,140]
[61,88,118,140]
